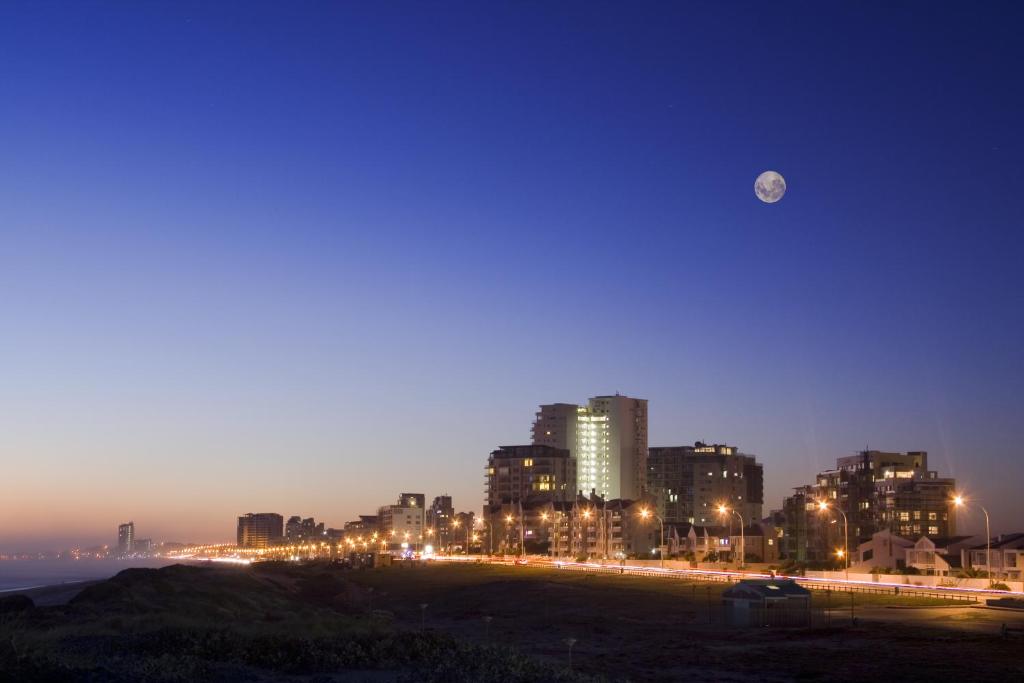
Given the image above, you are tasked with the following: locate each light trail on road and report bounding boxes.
[428,555,1023,599]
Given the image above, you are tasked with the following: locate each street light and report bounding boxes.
[953,495,992,582]
[504,514,515,555]
[504,514,525,556]
[482,518,494,555]
[717,504,745,568]
[817,501,849,581]
[541,511,554,560]
[639,508,664,568]
[580,508,594,560]
[451,519,460,555]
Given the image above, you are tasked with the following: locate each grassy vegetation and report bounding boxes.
[0,563,595,682]
[342,561,1022,681]
[346,562,970,608]
[1,561,1020,682]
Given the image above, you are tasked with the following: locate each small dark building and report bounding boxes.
[722,579,811,627]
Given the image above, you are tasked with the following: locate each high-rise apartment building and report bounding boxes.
[398,492,425,510]
[532,403,579,452]
[117,522,135,556]
[285,516,325,542]
[485,444,576,549]
[532,394,648,499]
[427,495,455,550]
[782,450,956,562]
[647,442,764,527]
[237,512,284,548]
[486,445,576,508]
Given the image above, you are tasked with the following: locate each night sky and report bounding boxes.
[2,2,1022,550]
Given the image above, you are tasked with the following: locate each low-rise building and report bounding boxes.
[485,492,657,558]
[546,492,657,559]
[343,515,379,537]
[854,529,915,571]
[722,579,810,608]
[905,536,973,576]
[962,533,1024,581]
[666,522,778,564]
[722,579,811,627]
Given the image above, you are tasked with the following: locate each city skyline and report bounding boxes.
[0,421,993,553]
[2,3,1022,552]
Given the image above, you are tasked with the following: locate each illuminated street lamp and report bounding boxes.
[578,508,595,560]
[504,514,525,555]
[483,518,494,555]
[952,495,992,582]
[817,501,849,581]
[505,514,514,555]
[452,518,465,555]
[717,504,745,568]
[540,511,554,559]
[639,508,665,568]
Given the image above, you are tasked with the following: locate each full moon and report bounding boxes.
[754,170,786,203]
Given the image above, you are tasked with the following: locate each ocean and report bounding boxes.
[0,558,175,593]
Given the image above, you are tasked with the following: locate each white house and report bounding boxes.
[904,536,973,576]
[962,533,1024,581]
[853,529,914,571]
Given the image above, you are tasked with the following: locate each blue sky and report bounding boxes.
[1,2,1021,549]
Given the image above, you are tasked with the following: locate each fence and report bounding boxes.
[802,581,978,602]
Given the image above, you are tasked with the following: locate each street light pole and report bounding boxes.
[953,496,992,582]
[541,511,553,560]
[519,502,525,556]
[640,508,664,568]
[817,501,849,581]
[717,505,745,568]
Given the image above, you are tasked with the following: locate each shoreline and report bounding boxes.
[0,560,226,606]
[0,578,89,595]
[1,579,102,606]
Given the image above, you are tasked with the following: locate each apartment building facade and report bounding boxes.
[647,442,764,527]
